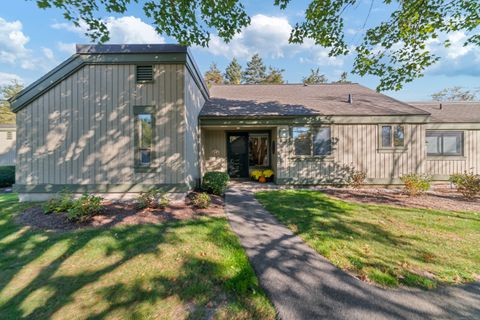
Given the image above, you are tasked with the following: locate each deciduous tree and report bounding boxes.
[0,80,23,124]
[204,63,224,87]
[302,68,328,84]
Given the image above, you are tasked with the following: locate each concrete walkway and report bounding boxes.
[225,183,480,320]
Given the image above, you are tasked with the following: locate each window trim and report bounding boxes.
[426,130,464,157]
[290,126,333,158]
[378,124,407,151]
[134,106,156,172]
[136,65,154,84]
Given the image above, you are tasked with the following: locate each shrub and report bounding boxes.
[66,193,104,222]
[192,192,211,209]
[349,169,367,189]
[202,171,230,195]
[43,191,74,214]
[450,171,480,200]
[400,174,431,196]
[136,188,169,209]
[0,166,15,188]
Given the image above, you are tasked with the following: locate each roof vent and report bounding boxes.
[439,103,443,110]
[348,94,353,104]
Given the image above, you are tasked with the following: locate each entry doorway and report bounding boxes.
[227,131,271,178]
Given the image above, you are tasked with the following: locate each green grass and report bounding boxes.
[0,194,275,319]
[256,190,480,289]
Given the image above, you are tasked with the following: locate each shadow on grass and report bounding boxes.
[0,195,273,319]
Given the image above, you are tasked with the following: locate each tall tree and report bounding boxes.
[431,87,478,102]
[224,58,242,84]
[243,54,267,84]
[302,68,328,84]
[264,67,285,84]
[337,72,351,84]
[0,80,23,124]
[33,0,480,91]
[204,63,224,88]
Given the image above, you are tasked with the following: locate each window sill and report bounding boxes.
[377,148,408,153]
[427,155,466,161]
[134,166,157,173]
[290,155,334,161]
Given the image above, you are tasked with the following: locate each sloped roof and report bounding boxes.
[410,101,480,123]
[201,84,430,117]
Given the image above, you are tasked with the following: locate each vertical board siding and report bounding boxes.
[202,130,227,172]
[17,64,186,186]
[0,130,17,165]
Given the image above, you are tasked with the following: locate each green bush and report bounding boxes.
[0,166,15,188]
[450,171,480,200]
[43,191,74,214]
[136,188,169,209]
[400,174,431,196]
[192,192,211,209]
[348,169,367,189]
[66,194,104,222]
[202,171,230,195]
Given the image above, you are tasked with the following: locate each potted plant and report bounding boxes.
[263,169,274,182]
[250,169,263,181]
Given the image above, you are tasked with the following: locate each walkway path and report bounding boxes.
[225,183,480,320]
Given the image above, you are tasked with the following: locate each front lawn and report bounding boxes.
[256,190,480,289]
[0,194,275,319]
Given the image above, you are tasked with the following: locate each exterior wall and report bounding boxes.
[202,130,227,173]
[184,67,206,186]
[425,129,480,179]
[0,129,16,166]
[16,63,188,192]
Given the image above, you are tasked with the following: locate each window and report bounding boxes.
[292,126,332,156]
[136,65,153,83]
[380,125,405,148]
[134,111,154,166]
[249,133,269,166]
[6,131,12,140]
[426,131,463,156]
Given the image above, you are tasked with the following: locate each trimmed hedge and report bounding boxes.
[202,171,230,195]
[0,166,15,188]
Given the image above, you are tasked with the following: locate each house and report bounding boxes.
[0,124,16,166]
[9,44,480,201]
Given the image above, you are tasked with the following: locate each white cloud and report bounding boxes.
[57,42,77,55]
[199,14,345,67]
[0,72,22,87]
[42,47,55,60]
[0,17,31,68]
[52,16,165,44]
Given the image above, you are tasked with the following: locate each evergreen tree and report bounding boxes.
[242,54,267,84]
[302,68,328,84]
[264,67,285,84]
[204,63,224,88]
[224,57,242,84]
[0,80,23,124]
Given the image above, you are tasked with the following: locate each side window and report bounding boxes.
[292,126,332,156]
[380,125,405,149]
[292,127,312,156]
[426,131,463,156]
[313,127,332,156]
[134,107,155,167]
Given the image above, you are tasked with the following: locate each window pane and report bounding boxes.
[393,126,405,147]
[426,133,441,155]
[136,113,153,165]
[249,134,269,166]
[443,132,463,155]
[140,149,151,165]
[313,127,331,156]
[381,126,392,147]
[293,127,311,156]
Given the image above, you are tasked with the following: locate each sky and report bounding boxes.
[0,1,479,101]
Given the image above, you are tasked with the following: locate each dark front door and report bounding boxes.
[227,132,249,178]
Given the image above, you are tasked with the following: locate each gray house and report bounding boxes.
[9,44,480,201]
[0,124,16,166]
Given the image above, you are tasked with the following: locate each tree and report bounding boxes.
[34,0,479,91]
[243,54,267,84]
[302,68,328,84]
[337,72,351,84]
[224,58,242,84]
[264,67,285,84]
[204,63,224,88]
[431,87,478,102]
[0,80,23,124]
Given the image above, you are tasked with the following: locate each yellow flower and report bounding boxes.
[250,170,263,180]
[263,169,274,178]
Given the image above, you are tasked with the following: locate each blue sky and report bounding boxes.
[1,0,479,101]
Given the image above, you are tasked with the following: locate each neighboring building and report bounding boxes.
[0,124,16,166]
[9,44,480,201]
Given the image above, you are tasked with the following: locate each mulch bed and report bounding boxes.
[16,192,225,232]
[322,187,480,213]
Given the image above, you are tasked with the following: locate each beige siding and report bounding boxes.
[16,64,186,186]
[202,130,227,173]
[0,130,16,166]
[184,68,206,186]
[425,130,480,178]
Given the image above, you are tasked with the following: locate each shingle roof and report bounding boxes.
[410,102,480,123]
[200,84,430,117]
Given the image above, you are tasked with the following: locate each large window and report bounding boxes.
[249,133,269,166]
[426,131,463,156]
[380,125,405,148]
[292,127,332,156]
[135,112,154,166]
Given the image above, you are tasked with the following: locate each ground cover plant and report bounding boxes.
[0,194,275,319]
[256,190,480,289]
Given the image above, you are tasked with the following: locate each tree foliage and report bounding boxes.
[224,58,242,84]
[243,54,267,84]
[33,0,480,91]
[264,67,285,84]
[0,81,23,124]
[302,68,328,84]
[431,87,478,102]
[204,63,224,87]
[337,72,351,84]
